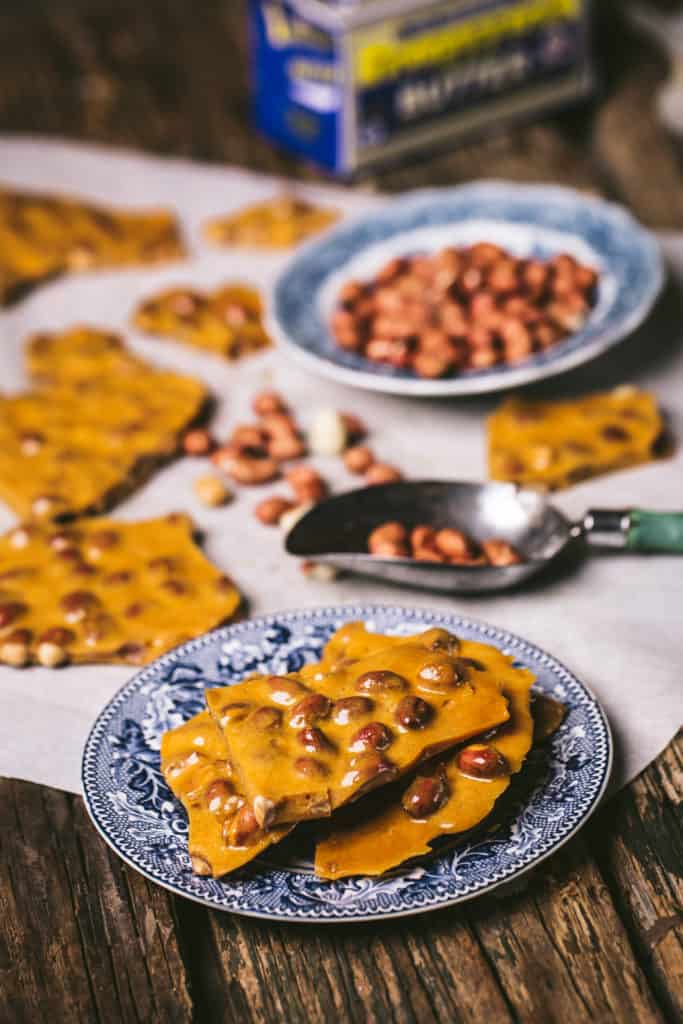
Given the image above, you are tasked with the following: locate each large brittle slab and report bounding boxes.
[203,195,338,248]
[205,627,510,828]
[0,186,184,304]
[314,632,535,878]
[0,513,240,667]
[0,326,207,520]
[132,283,271,359]
[161,712,290,878]
[487,386,664,491]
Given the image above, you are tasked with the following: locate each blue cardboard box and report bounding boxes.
[249,0,592,174]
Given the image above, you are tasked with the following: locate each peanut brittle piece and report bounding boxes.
[0,513,240,667]
[0,186,184,304]
[0,326,207,520]
[133,284,271,359]
[203,195,338,249]
[205,627,510,828]
[315,637,535,879]
[487,386,664,491]
[161,712,291,877]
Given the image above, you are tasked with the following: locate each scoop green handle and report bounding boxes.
[582,508,683,553]
[627,509,683,553]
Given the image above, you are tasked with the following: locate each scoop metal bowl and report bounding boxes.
[285,480,683,594]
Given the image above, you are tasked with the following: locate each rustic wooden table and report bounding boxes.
[1,1,682,1021]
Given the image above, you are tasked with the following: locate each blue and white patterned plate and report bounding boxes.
[271,182,663,396]
[82,605,612,922]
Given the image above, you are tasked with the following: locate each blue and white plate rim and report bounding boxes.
[269,180,664,397]
[81,603,613,923]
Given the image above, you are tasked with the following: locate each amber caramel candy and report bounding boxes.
[205,627,510,828]
[315,635,535,878]
[0,326,206,520]
[487,387,664,491]
[203,195,338,248]
[0,514,240,667]
[0,186,184,304]
[161,712,290,877]
[133,283,271,360]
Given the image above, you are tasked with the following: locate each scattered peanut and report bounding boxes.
[253,390,287,416]
[365,463,403,485]
[254,496,295,526]
[183,428,214,456]
[194,474,232,507]
[344,445,374,474]
[286,466,328,503]
[308,409,347,456]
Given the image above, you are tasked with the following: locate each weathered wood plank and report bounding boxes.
[0,779,193,1024]
[187,904,514,1024]
[469,835,666,1024]
[590,731,683,1023]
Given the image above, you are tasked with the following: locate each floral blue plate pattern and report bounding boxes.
[82,605,612,923]
[271,182,663,396]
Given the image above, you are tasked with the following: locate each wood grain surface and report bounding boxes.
[0,1,681,1021]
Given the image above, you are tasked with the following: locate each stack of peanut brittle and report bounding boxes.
[161,623,561,879]
[0,186,184,304]
[0,326,207,521]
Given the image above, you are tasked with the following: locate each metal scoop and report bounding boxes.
[285,480,683,594]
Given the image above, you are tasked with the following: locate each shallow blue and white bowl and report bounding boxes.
[271,182,663,397]
[82,605,612,923]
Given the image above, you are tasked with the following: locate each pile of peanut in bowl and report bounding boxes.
[330,243,599,379]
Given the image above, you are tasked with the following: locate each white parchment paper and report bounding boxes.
[0,137,680,795]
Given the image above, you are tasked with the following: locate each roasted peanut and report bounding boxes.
[401,769,449,819]
[289,692,332,728]
[349,722,393,752]
[355,669,409,694]
[294,756,329,778]
[481,539,523,566]
[213,448,280,485]
[253,390,287,416]
[342,752,396,790]
[434,528,471,560]
[365,463,403,486]
[254,495,295,525]
[457,744,509,779]
[205,779,236,815]
[297,726,334,753]
[344,445,374,474]
[228,804,262,845]
[194,474,232,507]
[416,657,467,692]
[249,706,283,730]
[339,413,367,443]
[395,695,433,729]
[0,628,31,667]
[309,409,347,456]
[368,521,408,552]
[267,435,307,461]
[37,641,69,668]
[265,676,308,706]
[183,428,214,455]
[218,702,252,726]
[286,466,328,503]
[332,696,374,724]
